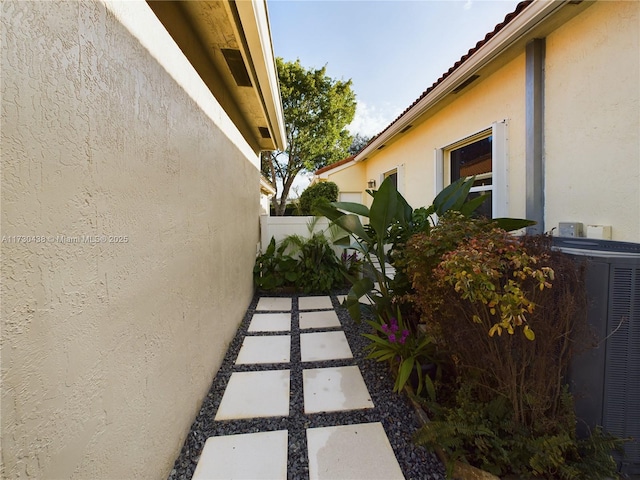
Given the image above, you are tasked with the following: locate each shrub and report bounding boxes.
[295,233,344,293]
[299,181,339,216]
[403,214,624,477]
[253,237,299,290]
[253,233,345,293]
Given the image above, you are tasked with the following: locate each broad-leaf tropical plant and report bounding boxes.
[315,176,535,322]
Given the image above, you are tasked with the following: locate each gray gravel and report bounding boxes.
[168,291,446,480]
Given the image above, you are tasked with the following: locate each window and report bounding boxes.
[383,169,398,191]
[435,121,508,218]
[450,135,492,218]
[378,165,404,194]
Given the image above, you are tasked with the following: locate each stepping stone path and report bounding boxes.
[192,295,405,480]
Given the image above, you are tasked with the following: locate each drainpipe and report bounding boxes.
[525,38,545,235]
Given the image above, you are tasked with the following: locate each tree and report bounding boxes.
[299,181,339,215]
[262,58,356,216]
[348,133,372,155]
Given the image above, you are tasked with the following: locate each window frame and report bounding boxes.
[434,120,509,218]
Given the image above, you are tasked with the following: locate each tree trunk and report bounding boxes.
[274,175,296,216]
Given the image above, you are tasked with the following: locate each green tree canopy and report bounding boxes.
[299,181,339,215]
[263,58,356,216]
[348,133,372,155]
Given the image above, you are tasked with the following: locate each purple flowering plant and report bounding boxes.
[363,307,436,394]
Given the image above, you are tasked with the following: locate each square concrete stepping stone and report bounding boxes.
[248,313,291,332]
[303,365,373,413]
[299,296,333,310]
[306,423,404,480]
[193,430,288,480]
[299,310,341,330]
[235,335,291,365]
[256,297,292,311]
[300,331,352,362]
[336,294,374,306]
[215,370,290,420]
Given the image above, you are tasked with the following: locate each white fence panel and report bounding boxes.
[260,215,332,252]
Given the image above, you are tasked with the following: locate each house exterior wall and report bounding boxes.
[323,161,367,204]
[352,53,527,217]
[327,1,638,243]
[544,0,640,242]
[1,1,261,478]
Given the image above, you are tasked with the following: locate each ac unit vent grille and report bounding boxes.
[604,266,640,469]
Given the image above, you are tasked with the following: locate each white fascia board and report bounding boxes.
[235,0,287,151]
[318,159,358,179]
[260,176,277,195]
[355,0,571,161]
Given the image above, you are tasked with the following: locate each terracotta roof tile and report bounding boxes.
[314,155,355,175]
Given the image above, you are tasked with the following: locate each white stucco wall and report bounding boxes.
[1,1,260,478]
[545,0,640,242]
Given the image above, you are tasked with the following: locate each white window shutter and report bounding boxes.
[397,164,405,194]
[492,120,509,218]
[434,148,444,198]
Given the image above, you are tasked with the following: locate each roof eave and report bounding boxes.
[147,0,286,152]
[355,0,585,162]
[234,0,287,151]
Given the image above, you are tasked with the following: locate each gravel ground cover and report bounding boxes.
[168,291,446,480]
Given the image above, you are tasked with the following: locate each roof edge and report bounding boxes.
[355,0,573,162]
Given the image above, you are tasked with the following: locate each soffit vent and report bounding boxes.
[400,125,413,133]
[221,48,252,87]
[258,127,271,139]
[377,144,386,150]
[452,74,480,94]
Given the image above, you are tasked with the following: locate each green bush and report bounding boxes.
[253,233,345,293]
[414,384,624,479]
[296,233,344,293]
[253,237,299,290]
[403,214,625,477]
[299,182,338,215]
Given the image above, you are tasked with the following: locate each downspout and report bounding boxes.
[525,38,545,234]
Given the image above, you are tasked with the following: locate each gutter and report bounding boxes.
[355,0,572,162]
[233,0,287,151]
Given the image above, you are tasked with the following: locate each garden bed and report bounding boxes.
[167,290,446,480]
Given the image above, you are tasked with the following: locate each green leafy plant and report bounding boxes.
[253,220,348,293]
[253,237,299,290]
[414,384,626,479]
[295,233,344,293]
[299,181,339,215]
[402,220,626,477]
[363,308,437,394]
[316,176,534,323]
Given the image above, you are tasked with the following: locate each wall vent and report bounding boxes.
[221,49,252,87]
[258,127,271,139]
[452,75,480,94]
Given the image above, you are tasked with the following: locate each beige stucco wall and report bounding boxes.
[354,53,527,217]
[332,1,639,243]
[1,1,261,478]
[545,0,640,242]
[324,161,367,199]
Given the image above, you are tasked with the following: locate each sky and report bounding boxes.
[268,0,522,139]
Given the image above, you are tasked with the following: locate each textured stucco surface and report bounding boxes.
[1,1,260,478]
[545,0,640,242]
